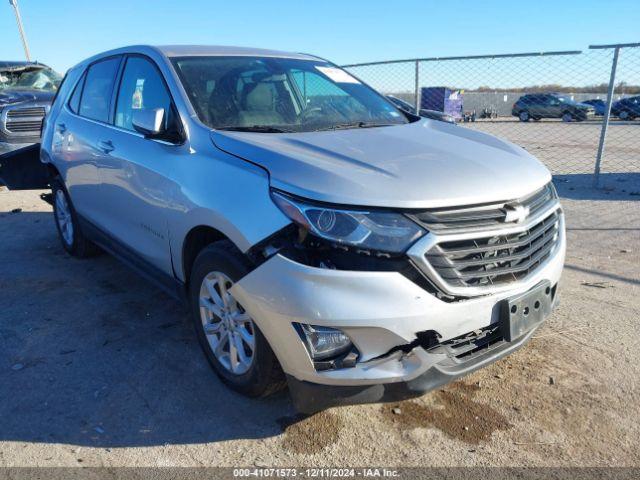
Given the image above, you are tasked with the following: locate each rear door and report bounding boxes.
[53,56,122,224]
[522,95,540,117]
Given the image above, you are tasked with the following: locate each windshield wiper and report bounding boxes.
[216,125,295,133]
[314,121,397,132]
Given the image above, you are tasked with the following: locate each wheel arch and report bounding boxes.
[181,225,232,288]
[47,162,61,180]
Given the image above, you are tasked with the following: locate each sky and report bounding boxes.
[1,0,639,74]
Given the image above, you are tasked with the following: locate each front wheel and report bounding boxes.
[51,178,100,257]
[561,112,574,122]
[619,110,630,120]
[189,241,285,397]
[518,111,530,122]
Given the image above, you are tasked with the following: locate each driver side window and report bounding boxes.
[114,56,173,132]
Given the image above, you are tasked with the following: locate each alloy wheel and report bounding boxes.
[199,271,256,375]
[55,189,74,246]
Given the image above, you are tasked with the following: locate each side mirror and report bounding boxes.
[132,108,165,137]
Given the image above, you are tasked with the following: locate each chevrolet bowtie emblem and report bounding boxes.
[502,203,529,223]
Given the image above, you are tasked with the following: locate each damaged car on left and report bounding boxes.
[1,61,61,155]
[0,61,61,190]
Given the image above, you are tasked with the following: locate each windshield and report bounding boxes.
[171,56,409,132]
[0,66,62,92]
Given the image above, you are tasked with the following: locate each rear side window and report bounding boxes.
[68,72,86,114]
[79,57,120,122]
[114,56,172,131]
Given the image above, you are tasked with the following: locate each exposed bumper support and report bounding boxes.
[288,323,540,414]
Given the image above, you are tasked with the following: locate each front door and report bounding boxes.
[543,95,562,118]
[95,55,183,275]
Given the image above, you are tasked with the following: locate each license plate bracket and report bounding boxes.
[501,282,553,342]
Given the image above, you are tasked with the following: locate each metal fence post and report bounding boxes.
[593,47,620,188]
[414,60,420,111]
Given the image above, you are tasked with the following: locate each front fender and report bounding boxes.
[168,149,290,282]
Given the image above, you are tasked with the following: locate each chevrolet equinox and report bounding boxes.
[7,46,565,412]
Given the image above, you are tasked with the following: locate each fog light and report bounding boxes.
[295,323,353,360]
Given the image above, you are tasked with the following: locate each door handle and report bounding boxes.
[56,123,67,134]
[97,140,115,154]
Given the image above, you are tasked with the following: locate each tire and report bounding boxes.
[189,240,285,397]
[619,110,629,120]
[51,177,101,258]
[518,111,530,122]
[561,112,573,123]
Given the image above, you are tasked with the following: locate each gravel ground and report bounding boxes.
[465,118,640,176]
[0,186,638,468]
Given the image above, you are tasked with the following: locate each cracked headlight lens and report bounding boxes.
[271,191,425,253]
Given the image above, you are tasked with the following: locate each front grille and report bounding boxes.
[425,209,560,288]
[3,105,47,135]
[6,120,43,133]
[6,107,46,118]
[411,183,556,232]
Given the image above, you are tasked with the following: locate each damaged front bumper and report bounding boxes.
[287,324,540,413]
[229,224,565,413]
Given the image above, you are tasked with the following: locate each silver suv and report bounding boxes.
[6,46,565,413]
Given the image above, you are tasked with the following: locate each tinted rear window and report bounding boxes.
[68,72,86,114]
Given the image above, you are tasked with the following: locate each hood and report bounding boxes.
[211,120,551,209]
[0,89,55,107]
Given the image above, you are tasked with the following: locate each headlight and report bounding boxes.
[271,191,425,253]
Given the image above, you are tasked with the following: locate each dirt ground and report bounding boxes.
[0,185,638,468]
[465,118,640,176]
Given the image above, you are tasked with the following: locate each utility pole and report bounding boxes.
[9,0,31,62]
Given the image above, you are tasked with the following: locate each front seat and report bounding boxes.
[238,83,284,127]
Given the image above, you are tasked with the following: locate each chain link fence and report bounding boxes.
[344,43,640,232]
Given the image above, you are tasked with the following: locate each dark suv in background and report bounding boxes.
[611,95,640,120]
[0,61,61,154]
[512,93,594,122]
